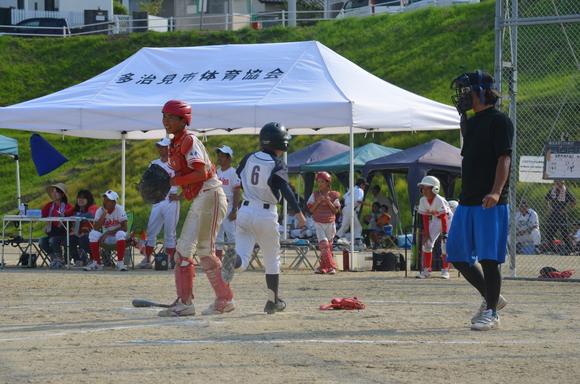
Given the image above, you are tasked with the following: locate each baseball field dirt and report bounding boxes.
[0,248,579,383]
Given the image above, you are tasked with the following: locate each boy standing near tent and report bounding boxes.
[156,100,232,317]
[415,176,452,279]
[214,145,241,259]
[136,138,181,269]
[307,172,341,274]
[221,122,305,314]
[447,70,513,331]
[335,177,371,244]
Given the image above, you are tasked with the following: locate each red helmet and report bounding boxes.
[162,100,192,126]
[316,171,331,182]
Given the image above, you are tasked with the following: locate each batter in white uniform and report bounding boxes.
[221,122,305,314]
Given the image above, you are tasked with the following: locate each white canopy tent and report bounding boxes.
[0,41,459,252]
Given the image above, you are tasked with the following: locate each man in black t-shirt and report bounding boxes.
[447,70,514,331]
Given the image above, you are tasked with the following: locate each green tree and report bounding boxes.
[113,0,129,15]
[139,0,164,16]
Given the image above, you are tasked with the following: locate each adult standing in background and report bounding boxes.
[335,177,371,244]
[544,180,577,253]
[214,145,241,259]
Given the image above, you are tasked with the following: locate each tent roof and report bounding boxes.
[363,139,462,176]
[300,142,401,173]
[0,134,18,157]
[287,138,349,173]
[0,41,459,140]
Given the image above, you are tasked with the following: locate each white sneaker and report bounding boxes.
[135,258,152,269]
[157,298,196,317]
[117,261,128,271]
[471,309,500,331]
[471,294,507,324]
[327,269,336,275]
[415,268,432,279]
[83,261,103,271]
[441,268,450,279]
[201,299,235,315]
[336,237,349,245]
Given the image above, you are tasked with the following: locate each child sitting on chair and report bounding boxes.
[84,190,129,272]
[416,176,453,279]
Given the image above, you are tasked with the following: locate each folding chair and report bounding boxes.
[379,225,398,249]
[98,211,136,268]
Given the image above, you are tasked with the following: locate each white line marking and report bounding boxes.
[118,339,580,345]
[0,320,200,343]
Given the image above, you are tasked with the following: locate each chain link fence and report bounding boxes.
[497,0,580,278]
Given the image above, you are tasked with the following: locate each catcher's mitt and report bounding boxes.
[137,163,171,204]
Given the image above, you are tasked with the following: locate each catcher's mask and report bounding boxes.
[450,70,498,114]
[259,122,291,152]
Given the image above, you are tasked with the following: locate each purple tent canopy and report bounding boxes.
[362,139,462,213]
[287,138,349,174]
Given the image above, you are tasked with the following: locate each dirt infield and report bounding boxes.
[1,249,579,383]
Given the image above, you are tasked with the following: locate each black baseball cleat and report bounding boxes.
[264,299,286,314]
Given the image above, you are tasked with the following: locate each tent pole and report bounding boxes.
[349,126,355,265]
[121,137,126,208]
[16,155,21,237]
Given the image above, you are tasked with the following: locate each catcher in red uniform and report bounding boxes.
[156,100,233,317]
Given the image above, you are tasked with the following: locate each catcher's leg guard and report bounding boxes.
[317,240,330,273]
[174,251,195,304]
[326,242,338,271]
[144,245,155,263]
[200,256,233,309]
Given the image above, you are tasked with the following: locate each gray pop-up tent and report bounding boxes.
[0,134,21,209]
[362,139,462,213]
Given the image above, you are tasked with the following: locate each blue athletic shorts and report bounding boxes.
[446,204,509,266]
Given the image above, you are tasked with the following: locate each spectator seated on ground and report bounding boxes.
[515,200,541,250]
[290,210,316,240]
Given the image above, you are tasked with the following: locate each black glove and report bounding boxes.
[137,163,171,204]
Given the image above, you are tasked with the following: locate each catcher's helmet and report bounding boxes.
[450,70,501,113]
[316,172,331,182]
[417,175,440,194]
[259,122,291,152]
[162,100,192,126]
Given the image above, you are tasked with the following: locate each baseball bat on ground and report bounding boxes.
[132,299,171,308]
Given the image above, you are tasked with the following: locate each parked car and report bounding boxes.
[7,18,71,37]
[403,0,480,13]
[336,0,405,19]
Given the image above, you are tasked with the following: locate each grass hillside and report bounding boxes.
[0,1,498,235]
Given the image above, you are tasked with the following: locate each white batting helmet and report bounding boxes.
[417,175,440,194]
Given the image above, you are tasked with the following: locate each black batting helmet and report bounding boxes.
[259,122,291,152]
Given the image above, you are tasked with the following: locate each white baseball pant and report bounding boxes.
[422,219,446,254]
[146,197,179,248]
[176,187,226,259]
[89,229,127,244]
[336,207,362,239]
[314,222,336,243]
[235,201,280,274]
[216,203,236,250]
